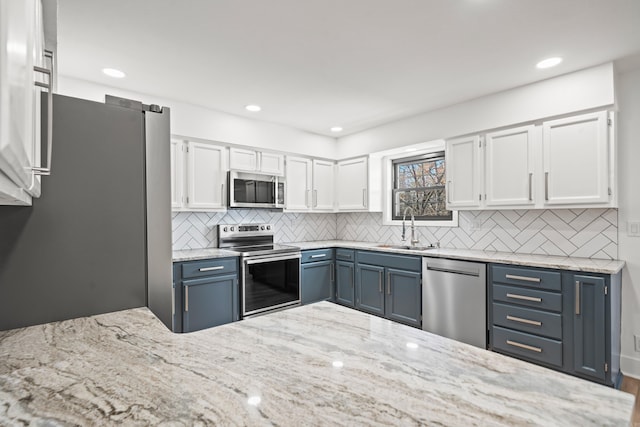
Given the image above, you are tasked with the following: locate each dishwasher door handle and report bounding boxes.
[426,266,480,277]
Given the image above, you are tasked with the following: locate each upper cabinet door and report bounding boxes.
[312,159,334,211]
[229,147,257,172]
[445,135,482,208]
[170,140,184,210]
[259,152,284,175]
[186,141,226,210]
[0,0,37,191]
[336,157,368,210]
[543,111,609,205]
[485,125,536,207]
[285,156,311,211]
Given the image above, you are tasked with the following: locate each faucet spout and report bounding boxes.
[402,207,419,246]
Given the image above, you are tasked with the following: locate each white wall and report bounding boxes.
[58,76,338,159]
[617,66,640,379]
[336,63,615,158]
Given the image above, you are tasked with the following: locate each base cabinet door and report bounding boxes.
[335,261,355,307]
[356,263,385,316]
[182,274,239,333]
[301,260,333,304]
[572,274,607,381]
[386,268,422,328]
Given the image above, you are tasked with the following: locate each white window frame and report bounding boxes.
[381,141,459,227]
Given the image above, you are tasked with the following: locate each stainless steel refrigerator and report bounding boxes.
[0,94,174,331]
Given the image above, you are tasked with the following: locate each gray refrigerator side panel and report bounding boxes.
[144,107,173,331]
[0,94,147,330]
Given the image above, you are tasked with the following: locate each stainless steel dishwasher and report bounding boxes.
[422,258,487,348]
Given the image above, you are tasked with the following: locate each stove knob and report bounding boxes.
[261,225,265,230]
[266,225,271,230]
[230,226,235,232]
[223,226,228,232]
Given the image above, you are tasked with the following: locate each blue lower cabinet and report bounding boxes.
[335,260,355,307]
[301,259,333,304]
[386,268,421,328]
[356,264,385,316]
[182,274,239,333]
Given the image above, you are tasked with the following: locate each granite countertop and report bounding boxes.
[173,247,240,262]
[0,302,633,425]
[285,240,626,274]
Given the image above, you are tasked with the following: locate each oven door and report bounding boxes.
[242,253,301,317]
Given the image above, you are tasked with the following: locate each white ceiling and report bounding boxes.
[57,0,640,138]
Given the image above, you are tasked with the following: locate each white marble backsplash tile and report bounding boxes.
[172,208,617,260]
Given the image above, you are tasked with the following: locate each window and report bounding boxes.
[392,152,452,221]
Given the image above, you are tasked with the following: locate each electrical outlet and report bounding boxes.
[470,219,482,231]
[628,221,640,237]
[635,335,640,352]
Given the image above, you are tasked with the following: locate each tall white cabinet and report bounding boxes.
[171,140,227,211]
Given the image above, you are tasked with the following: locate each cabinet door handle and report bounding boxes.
[506,293,542,303]
[330,263,335,282]
[313,189,318,207]
[447,181,451,204]
[32,50,55,176]
[362,189,367,208]
[575,280,581,315]
[505,274,541,283]
[387,272,391,295]
[310,254,326,258]
[185,286,189,312]
[544,172,549,201]
[506,340,542,353]
[528,173,533,201]
[506,315,542,327]
[199,266,224,272]
[305,189,310,208]
[378,271,382,293]
[221,183,225,204]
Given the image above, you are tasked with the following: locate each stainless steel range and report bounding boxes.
[218,224,301,317]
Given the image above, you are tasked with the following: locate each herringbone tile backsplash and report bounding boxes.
[173,208,617,260]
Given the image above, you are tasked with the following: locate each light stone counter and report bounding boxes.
[173,247,239,262]
[0,302,634,425]
[286,240,625,274]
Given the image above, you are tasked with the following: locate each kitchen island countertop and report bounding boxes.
[0,302,634,425]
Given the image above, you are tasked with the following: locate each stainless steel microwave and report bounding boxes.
[228,170,285,209]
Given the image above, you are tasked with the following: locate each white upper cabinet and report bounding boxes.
[336,157,368,211]
[0,0,46,204]
[229,147,284,176]
[445,135,482,209]
[171,140,227,212]
[485,125,535,207]
[170,140,184,210]
[285,156,312,211]
[542,111,610,206]
[312,159,334,211]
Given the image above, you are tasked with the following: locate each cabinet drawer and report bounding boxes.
[492,326,562,368]
[335,248,355,261]
[492,265,561,291]
[181,257,238,279]
[301,249,333,264]
[492,303,562,340]
[357,251,421,272]
[492,284,562,312]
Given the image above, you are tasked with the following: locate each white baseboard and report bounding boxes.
[621,354,640,380]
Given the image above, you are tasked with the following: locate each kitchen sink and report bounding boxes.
[376,244,437,251]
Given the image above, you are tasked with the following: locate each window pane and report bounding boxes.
[394,187,451,219]
[396,158,445,189]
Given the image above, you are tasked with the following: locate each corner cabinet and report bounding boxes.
[336,157,368,211]
[300,249,334,304]
[355,251,422,328]
[171,140,227,211]
[174,257,240,333]
[488,264,621,386]
[445,110,615,211]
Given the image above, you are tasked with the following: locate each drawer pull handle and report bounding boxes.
[378,271,382,293]
[310,254,327,258]
[505,274,541,283]
[575,280,581,315]
[506,293,542,303]
[199,266,224,272]
[506,315,542,327]
[506,340,542,353]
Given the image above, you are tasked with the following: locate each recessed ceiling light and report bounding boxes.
[330,126,343,132]
[536,57,563,69]
[245,104,262,112]
[102,68,126,78]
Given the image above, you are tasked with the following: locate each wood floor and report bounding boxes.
[621,375,640,425]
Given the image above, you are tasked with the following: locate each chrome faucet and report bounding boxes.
[401,207,420,247]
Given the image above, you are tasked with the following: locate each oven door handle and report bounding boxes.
[244,254,302,265]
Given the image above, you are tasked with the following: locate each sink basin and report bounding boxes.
[376,244,436,251]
